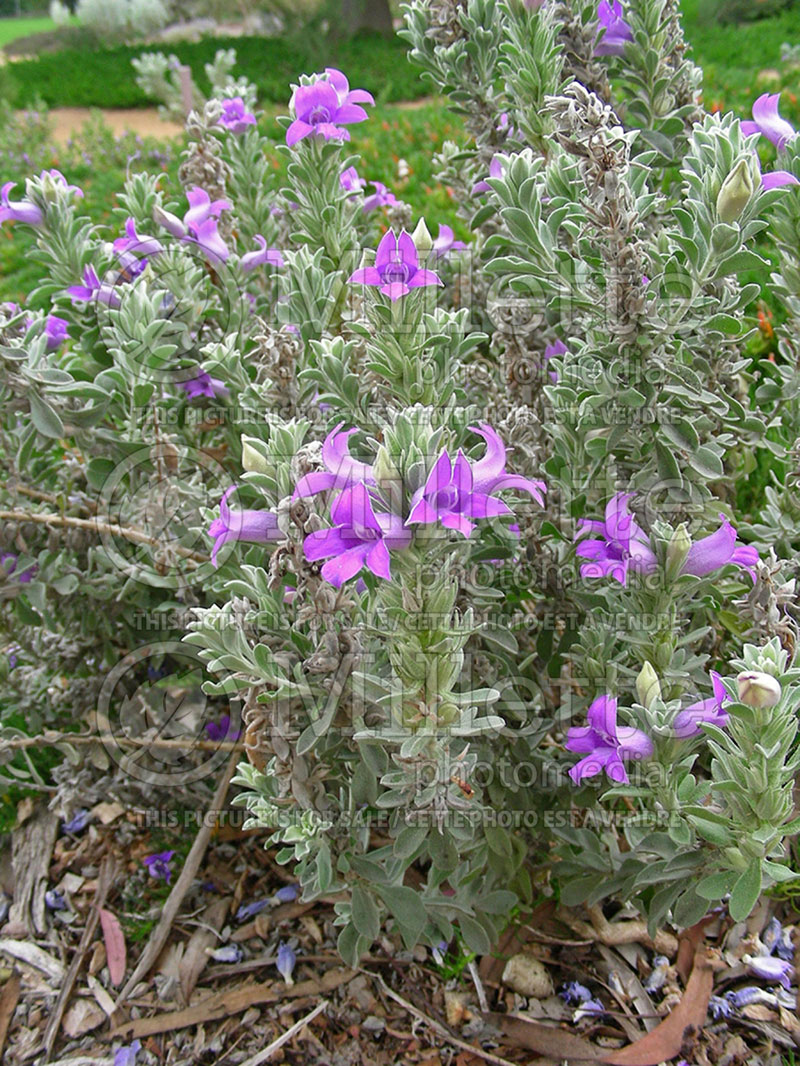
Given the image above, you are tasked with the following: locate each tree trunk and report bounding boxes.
[335,0,394,36]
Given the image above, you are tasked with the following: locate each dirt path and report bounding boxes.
[48,107,183,144]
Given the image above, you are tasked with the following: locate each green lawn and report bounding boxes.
[0,16,69,48]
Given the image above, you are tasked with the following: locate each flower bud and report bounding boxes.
[736,671,782,709]
[241,435,270,474]
[411,217,434,254]
[665,523,692,580]
[636,661,661,709]
[716,159,755,223]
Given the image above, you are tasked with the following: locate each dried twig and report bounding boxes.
[238,999,329,1066]
[116,746,240,1005]
[42,854,118,1058]
[0,510,208,563]
[2,730,244,754]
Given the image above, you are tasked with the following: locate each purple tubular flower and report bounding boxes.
[762,916,782,955]
[431,940,449,966]
[680,514,758,580]
[189,217,229,263]
[348,229,442,302]
[184,188,231,230]
[205,714,241,742]
[143,850,175,884]
[67,265,122,309]
[286,68,374,146]
[44,314,69,350]
[236,898,271,922]
[745,954,794,989]
[708,995,734,1020]
[219,97,257,134]
[673,671,729,738]
[575,493,657,586]
[178,369,230,400]
[574,998,605,1020]
[239,235,284,273]
[114,1040,142,1066]
[1,552,37,584]
[560,981,594,1004]
[293,423,376,499]
[543,339,566,382]
[565,695,654,784]
[63,808,90,834]
[471,156,506,195]
[741,93,797,149]
[340,165,366,193]
[276,941,296,984]
[208,486,284,567]
[761,169,800,190]
[41,169,83,198]
[362,181,397,213]
[431,224,468,259]
[0,182,43,225]
[777,930,795,962]
[113,218,165,258]
[595,0,633,55]
[303,481,412,587]
[407,423,545,538]
[274,884,299,903]
[725,986,776,1009]
[45,888,67,911]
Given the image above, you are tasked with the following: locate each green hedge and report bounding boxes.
[6,31,429,109]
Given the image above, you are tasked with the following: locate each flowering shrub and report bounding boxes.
[3,0,800,967]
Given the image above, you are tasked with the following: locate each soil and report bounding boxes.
[48,107,183,144]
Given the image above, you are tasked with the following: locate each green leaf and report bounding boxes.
[29,390,64,439]
[459,914,491,955]
[729,859,762,922]
[696,870,736,901]
[379,885,427,948]
[337,922,366,968]
[351,883,380,942]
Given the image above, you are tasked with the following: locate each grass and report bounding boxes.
[3,30,429,109]
[0,16,72,48]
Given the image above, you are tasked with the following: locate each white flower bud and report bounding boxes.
[736,671,782,709]
[636,661,661,708]
[411,217,433,254]
[241,436,270,474]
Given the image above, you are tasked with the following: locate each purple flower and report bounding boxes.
[209,486,284,567]
[286,68,374,146]
[762,917,782,954]
[407,423,545,538]
[708,995,734,1020]
[40,169,83,198]
[276,941,296,985]
[293,423,376,499]
[0,182,43,226]
[471,156,506,195]
[673,671,729,738]
[760,168,799,191]
[1,552,37,584]
[348,229,442,302]
[680,514,758,581]
[431,940,450,965]
[742,93,797,149]
[239,235,284,273]
[45,888,67,911]
[210,944,244,962]
[560,981,594,1004]
[205,714,240,742]
[777,929,794,962]
[219,97,257,135]
[114,1040,142,1066]
[340,166,366,193]
[178,369,230,400]
[44,314,69,350]
[724,986,777,1008]
[143,850,175,884]
[154,189,231,263]
[362,181,397,213]
[574,998,606,1020]
[113,218,165,259]
[67,265,122,309]
[303,481,412,587]
[595,0,633,55]
[431,224,468,259]
[63,808,90,834]
[274,884,299,903]
[744,954,794,989]
[575,493,657,586]
[565,695,654,784]
[543,339,566,382]
[236,898,271,922]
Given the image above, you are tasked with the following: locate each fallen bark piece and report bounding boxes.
[178,897,229,1004]
[485,1012,608,1062]
[501,954,554,999]
[8,806,59,935]
[0,939,64,982]
[0,972,21,1059]
[109,967,355,1041]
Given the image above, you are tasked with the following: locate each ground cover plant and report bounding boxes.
[3,0,800,1062]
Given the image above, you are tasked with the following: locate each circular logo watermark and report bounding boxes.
[95,444,228,591]
[95,640,241,786]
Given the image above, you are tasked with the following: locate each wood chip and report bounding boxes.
[8,806,59,935]
[62,997,106,1037]
[0,939,65,982]
[0,972,21,1058]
